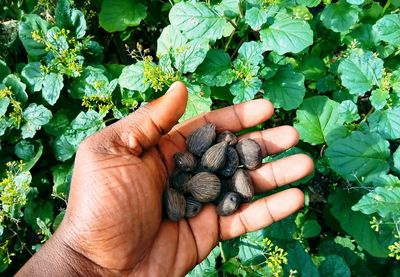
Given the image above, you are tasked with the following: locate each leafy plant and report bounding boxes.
[0,0,399,275]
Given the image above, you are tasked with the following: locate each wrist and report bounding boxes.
[17,227,111,277]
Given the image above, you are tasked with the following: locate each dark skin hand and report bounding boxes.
[17,82,314,277]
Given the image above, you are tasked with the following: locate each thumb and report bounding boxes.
[93,81,188,156]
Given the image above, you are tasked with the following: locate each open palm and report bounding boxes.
[21,82,313,276]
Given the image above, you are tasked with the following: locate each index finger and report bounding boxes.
[170,99,274,139]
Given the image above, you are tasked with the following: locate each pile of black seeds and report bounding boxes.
[164,123,262,221]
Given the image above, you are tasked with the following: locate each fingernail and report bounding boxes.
[166,82,177,94]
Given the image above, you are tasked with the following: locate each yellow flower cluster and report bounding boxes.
[263,238,288,277]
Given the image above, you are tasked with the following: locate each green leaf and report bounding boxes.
[301,219,321,238]
[260,16,313,55]
[44,110,70,137]
[373,14,400,46]
[294,96,344,145]
[52,163,72,200]
[368,108,400,140]
[3,74,28,103]
[230,77,262,104]
[215,0,240,18]
[70,66,111,99]
[352,187,400,219]
[284,242,319,277]
[346,0,364,5]
[53,111,105,161]
[338,100,360,123]
[319,255,351,277]
[0,60,10,83]
[23,200,53,230]
[237,234,265,265]
[55,0,87,39]
[21,62,44,92]
[169,2,227,42]
[338,50,384,95]
[21,103,52,139]
[99,0,147,32]
[264,66,305,111]
[42,73,64,105]
[15,140,35,161]
[320,2,359,33]
[370,89,389,110]
[325,131,390,181]
[23,141,43,171]
[174,38,210,73]
[299,56,327,81]
[180,86,212,122]
[157,25,187,56]
[0,98,10,117]
[118,62,149,92]
[18,14,48,59]
[263,214,297,242]
[238,41,264,66]
[394,146,400,173]
[187,246,220,277]
[195,49,234,87]
[329,189,389,257]
[245,7,269,30]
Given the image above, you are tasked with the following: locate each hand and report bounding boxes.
[18,82,313,276]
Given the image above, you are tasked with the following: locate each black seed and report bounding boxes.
[216,131,237,146]
[231,169,254,202]
[171,170,191,193]
[174,151,197,172]
[185,196,202,218]
[217,192,241,216]
[218,147,239,177]
[236,138,262,170]
[186,172,221,202]
[201,141,228,172]
[164,188,186,221]
[187,123,216,156]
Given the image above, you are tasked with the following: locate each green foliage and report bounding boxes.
[1,0,400,275]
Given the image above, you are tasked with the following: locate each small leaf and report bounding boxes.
[21,62,44,92]
[260,15,313,55]
[156,25,187,56]
[245,7,269,30]
[338,100,360,123]
[394,146,400,173]
[301,219,322,238]
[99,0,147,32]
[118,62,149,92]
[18,14,48,59]
[294,96,344,145]
[373,14,400,46]
[338,49,384,95]
[284,242,319,277]
[321,2,359,33]
[368,107,400,140]
[21,103,52,139]
[15,140,35,161]
[237,41,264,66]
[23,200,53,230]
[215,0,240,18]
[325,131,390,181]
[52,163,73,200]
[3,74,28,103]
[55,0,87,39]
[352,187,400,219]
[187,246,220,277]
[42,73,64,105]
[370,89,389,110]
[169,2,227,42]
[180,85,212,122]
[0,59,11,83]
[230,77,262,104]
[319,255,351,277]
[264,66,305,111]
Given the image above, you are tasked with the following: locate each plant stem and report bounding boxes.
[359,107,375,125]
[382,0,392,16]
[219,242,227,263]
[225,31,236,51]
[227,18,238,30]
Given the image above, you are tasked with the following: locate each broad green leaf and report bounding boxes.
[299,56,327,81]
[338,100,360,123]
[42,73,64,105]
[99,0,147,32]
[180,89,212,122]
[318,239,359,269]
[263,214,297,242]
[370,174,400,187]
[338,50,383,95]
[0,60,10,83]
[18,14,48,59]
[21,103,52,139]
[352,187,400,219]
[284,242,319,277]
[23,141,43,171]
[215,0,240,18]
[325,131,390,181]
[70,66,111,99]
[297,0,321,7]
[187,246,220,277]
[329,189,390,257]
[23,200,53,230]
[118,62,149,92]
[260,16,313,55]
[264,66,305,111]
[346,0,364,5]
[55,0,87,39]
[3,74,28,103]
[174,38,210,73]
[195,49,234,87]
[368,108,400,140]
[156,25,187,56]
[44,111,70,137]
[294,96,344,145]
[370,89,389,110]
[169,2,227,42]
[0,98,10,117]
[230,77,262,104]
[237,235,265,265]
[301,219,321,238]
[245,7,269,30]
[15,140,35,161]
[21,62,44,92]
[345,24,379,50]
[373,14,400,46]
[320,2,359,33]
[319,255,351,277]
[237,41,264,66]
[53,111,105,161]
